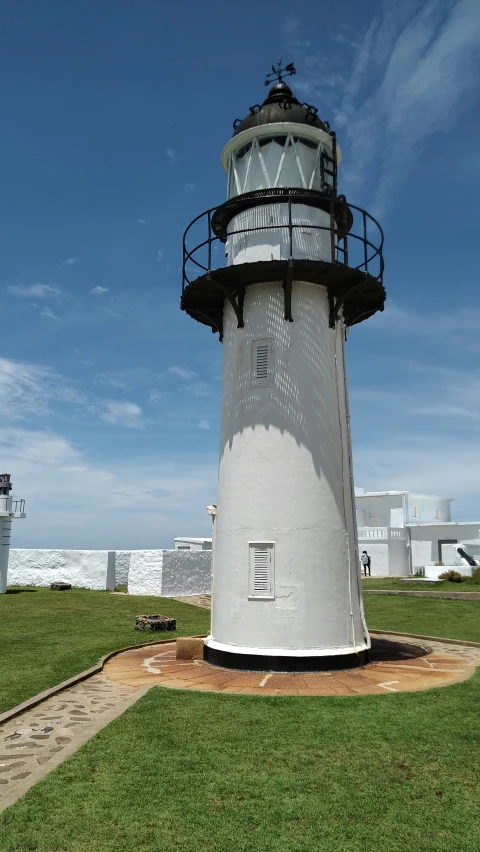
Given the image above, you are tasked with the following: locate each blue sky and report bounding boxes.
[1,0,479,549]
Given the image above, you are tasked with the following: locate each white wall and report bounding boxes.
[388,537,409,576]
[127,549,212,597]
[8,549,116,591]
[210,281,368,657]
[406,495,451,524]
[409,524,480,570]
[114,551,131,585]
[355,494,403,528]
[361,543,388,576]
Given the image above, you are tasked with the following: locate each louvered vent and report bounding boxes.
[249,542,275,599]
[256,344,269,381]
[251,339,274,387]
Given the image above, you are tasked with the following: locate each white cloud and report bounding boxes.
[185,183,195,191]
[341,0,480,212]
[165,148,175,161]
[354,437,480,505]
[156,249,164,263]
[91,286,108,295]
[0,357,85,418]
[186,382,210,397]
[0,425,217,548]
[168,366,196,380]
[101,308,125,320]
[100,399,143,428]
[62,257,78,266]
[283,1,480,214]
[8,284,61,299]
[137,219,146,224]
[149,389,168,403]
[198,419,210,430]
[41,307,60,320]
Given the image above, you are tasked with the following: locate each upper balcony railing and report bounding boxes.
[182,191,384,294]
[12,499,25,514]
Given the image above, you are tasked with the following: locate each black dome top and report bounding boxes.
[233,82,329,136]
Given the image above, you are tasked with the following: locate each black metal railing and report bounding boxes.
[182,193,384,293]
[12,499,25,514]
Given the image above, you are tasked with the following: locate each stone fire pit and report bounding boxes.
[135,614,176,632]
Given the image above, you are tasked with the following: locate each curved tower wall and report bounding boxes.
[208,280,369,659]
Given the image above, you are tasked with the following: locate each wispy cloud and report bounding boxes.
[340,1,480,213]
[8,283,62,299]
[156,249,164,263]
[0,424,217,547]
[283,1,480,215]
[41,307,60,320]
[185,183,195,191]
[186,382,210,397]
[101,308,125,320]
[100,400,143,428]
[62,257,78,266]
[168,366,196,380]
[0,357,85,418]
[91,286,108,295]
[149,389,169,403]
[137,218,146,224]
[165,148,175,161]
[198,419,210,430]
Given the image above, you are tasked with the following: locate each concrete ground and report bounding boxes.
[103,634,480,697]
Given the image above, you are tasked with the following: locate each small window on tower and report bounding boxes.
[249,542,275,599]
[251,338,274,387]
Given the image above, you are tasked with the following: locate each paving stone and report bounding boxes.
[0,673,139,810]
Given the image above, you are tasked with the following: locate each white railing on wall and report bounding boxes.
[357,527,387,540]
[357,527,406,541]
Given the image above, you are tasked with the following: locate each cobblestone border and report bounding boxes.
[0,636,208,727]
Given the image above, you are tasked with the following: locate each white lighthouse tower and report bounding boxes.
[182,63,385,670]
[0,474,26,594]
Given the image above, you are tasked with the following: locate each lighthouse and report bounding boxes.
[0,474,26,594]
[181,63,385,671]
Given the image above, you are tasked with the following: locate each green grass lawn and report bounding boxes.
[0,586,210,713]
[2,589,480,851]
[2,664,480,850]
[364,595,480,643]
[362,577,480,591]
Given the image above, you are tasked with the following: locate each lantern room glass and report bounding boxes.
[227,134,331,198]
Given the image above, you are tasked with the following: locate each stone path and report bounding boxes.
[173,594,211,609]
[0,674,147,812]
[103,633,480,697]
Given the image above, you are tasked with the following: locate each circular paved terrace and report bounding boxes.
[103,633,480,697]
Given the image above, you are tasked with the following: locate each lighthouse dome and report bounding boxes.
[233,81,328,136]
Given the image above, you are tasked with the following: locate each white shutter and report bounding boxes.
[249,542,275,599]
[251,339,274,387]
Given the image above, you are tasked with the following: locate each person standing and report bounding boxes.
[361,551,371,577]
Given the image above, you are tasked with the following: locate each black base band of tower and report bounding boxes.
[203,643,370,672]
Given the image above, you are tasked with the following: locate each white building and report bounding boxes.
[174,537,212,551]
[355,488,480,576]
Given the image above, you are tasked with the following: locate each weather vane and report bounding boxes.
[264,60,296,86]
